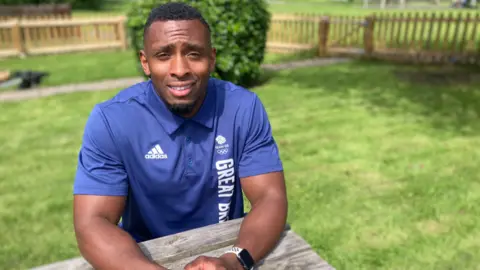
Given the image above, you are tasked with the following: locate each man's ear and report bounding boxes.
[139,50,151,77]
[209,48,217,74]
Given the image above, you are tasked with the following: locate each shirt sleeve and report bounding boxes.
[73,105,128,196]
[238,94,284,178]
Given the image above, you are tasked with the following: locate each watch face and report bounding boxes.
[228,247,255,269]
[236,249,255,269]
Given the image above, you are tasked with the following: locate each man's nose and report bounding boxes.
[169,54,190,78]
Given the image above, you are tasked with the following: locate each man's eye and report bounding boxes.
[188,52,200,58]
[156,53,169,58]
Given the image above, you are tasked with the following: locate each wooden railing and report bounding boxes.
[267,14,321,53]
[0,4,71,21]
[371,12,480,62]
[267,12,480,64]
[0,20,22,58]
[0,16,128,58]
[2,12,478,63]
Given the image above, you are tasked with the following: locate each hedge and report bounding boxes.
[126,0,271,87]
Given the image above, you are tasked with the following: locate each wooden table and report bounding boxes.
[32,218,335,270]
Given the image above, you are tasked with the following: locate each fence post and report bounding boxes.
[117,17,128,50]
[318,16,330,57]
[363,15,375,56]
[11,19,25,57]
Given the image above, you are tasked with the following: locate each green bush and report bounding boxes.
[126,0,271,87]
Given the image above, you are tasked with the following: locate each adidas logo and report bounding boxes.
[145,144,168,160]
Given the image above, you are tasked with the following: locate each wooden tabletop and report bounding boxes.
[32,218,335,270]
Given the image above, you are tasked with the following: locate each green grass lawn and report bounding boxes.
[263,48,318,64]
[0,49,139,91]
[268,0,478,14]
[1,60,480,269]
[72,1,475,17]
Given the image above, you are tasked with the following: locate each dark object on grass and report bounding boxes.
[1,70,50,90]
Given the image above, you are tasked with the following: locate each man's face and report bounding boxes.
[140,19,216,117]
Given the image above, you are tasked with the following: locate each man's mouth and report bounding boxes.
[167,83,195,97]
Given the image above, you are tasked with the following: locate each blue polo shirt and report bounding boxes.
[73,77,283,242]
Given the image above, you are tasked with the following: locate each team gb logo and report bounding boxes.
[216,135,226,145]
[215,135,229,155]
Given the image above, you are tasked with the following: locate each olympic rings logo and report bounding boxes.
[217,149,228,155]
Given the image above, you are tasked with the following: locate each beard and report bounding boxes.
[167,102,196,116]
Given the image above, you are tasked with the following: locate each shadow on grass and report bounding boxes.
[267,59,480,135]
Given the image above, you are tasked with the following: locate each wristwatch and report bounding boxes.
[224,246,255,270]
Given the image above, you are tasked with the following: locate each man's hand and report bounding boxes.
[184,254,242,270]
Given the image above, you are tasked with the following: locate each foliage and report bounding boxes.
[126,0,271,87]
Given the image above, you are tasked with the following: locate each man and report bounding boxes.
[73,2,288,270]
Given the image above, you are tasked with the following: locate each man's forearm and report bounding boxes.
[222,194,288,267]
[75,217,166,270]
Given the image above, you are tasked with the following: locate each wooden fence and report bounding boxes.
[0,4,71,21]
[267,12,480,64]
[0,16,128,58]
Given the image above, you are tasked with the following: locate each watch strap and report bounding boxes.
[224,246,255,270]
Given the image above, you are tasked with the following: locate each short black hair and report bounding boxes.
[143,2,211,38]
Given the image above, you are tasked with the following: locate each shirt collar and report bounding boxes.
[146,78,216,135]
[190,78,216,129]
